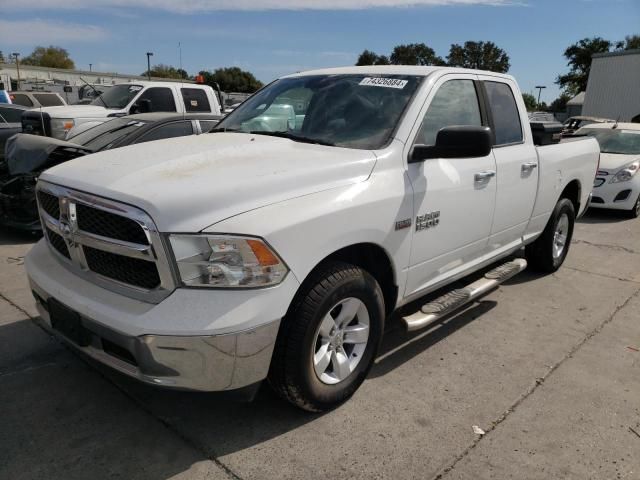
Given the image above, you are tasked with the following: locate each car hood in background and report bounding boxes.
[599,153,640,172]
[37,105,112,118]
[41,133,377,232]
[6,134,92,175]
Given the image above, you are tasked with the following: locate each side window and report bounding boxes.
[137,88,177,112]
[33,93,64,107]
[181,88,211,112]
[0,106,25,123]
[134,121,193,144]
[484,81,523,146]
[416,80,482,145]
[198,120,218,133]
[10,93,33,107]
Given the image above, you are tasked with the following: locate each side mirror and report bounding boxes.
[409,126,492,163]
[131,99,152,114]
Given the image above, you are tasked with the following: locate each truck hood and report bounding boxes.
[40,133,377,232]
[599,153,640,171]
[38,105,112,118]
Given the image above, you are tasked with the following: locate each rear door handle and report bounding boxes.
[521,162,538,173]
[474,170,496,182]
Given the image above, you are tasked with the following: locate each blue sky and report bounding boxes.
[0,0,638,102]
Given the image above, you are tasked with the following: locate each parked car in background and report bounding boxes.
[25,66,599,411]
[0,103,31,162]
[0,112,220,231]
[528,111,557,122]
[21,81,222,140]
[563,115,614,136]
[579,122,640,217]
[9,91,66,108]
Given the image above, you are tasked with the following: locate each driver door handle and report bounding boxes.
[474,170,496,182]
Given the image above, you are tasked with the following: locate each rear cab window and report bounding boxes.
[33,93,64,107]
[484,81,523,146]
[181,88,211,112]
[10,93,33,107]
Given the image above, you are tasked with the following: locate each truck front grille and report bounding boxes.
[84,246,160,289]
[76,203,149,245]
[36,181,174,303]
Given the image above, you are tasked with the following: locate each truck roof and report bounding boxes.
[111,80,211,89]
[284,65,516,81]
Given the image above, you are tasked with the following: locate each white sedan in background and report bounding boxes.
[578,123,640,218]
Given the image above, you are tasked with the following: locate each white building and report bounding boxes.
[582,49,640,122]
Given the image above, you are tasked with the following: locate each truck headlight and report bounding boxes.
[50,118,75,139]
[611,161,640,183]
[169,234,288,288]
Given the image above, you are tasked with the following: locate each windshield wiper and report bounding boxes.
[248,130,336,147]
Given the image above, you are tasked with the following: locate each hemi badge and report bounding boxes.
[395,218,412,230]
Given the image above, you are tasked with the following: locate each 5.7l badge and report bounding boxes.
[416,211,440,231]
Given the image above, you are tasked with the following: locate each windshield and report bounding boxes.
[214,74,423,150]
[577,128,640,155]
[91,84,142,109]
[67,118,148,151]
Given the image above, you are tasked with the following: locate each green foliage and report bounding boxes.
[355,50,390,66]
[21,45,75,69]
[0,51,5,63]
[522,93,537,112]
[389,43,445,66]
[142,64,189,79]
[555,37,611,96]
[615,34,640,51]
[549,93,571,113]
[198,67,263,93]
[446,41,510,73]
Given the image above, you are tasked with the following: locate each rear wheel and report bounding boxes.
[628,194,640,219]
[268,261,384,412]
[526,198,575,273]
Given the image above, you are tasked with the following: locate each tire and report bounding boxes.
[628,194,640,219]
[268,261,385,412]
[526,198,575,273]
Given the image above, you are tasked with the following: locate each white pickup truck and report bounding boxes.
[25,66,600,411]
[21,81,221,139]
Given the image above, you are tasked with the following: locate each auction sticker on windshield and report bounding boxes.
[359,77,408,89]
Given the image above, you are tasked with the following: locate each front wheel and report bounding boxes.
[526,198,576,273]
[268,261,384,412]
[628,194,640,219]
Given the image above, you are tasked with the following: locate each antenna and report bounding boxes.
[179,41,185,121]
[612,115,620,129]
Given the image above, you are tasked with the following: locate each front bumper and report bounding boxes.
[26,240,300,391]
[590,177,640,211]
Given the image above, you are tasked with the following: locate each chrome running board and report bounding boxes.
[402,258,528,332]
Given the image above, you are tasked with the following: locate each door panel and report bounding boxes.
[479,78,538,251]
[405,75,497,298]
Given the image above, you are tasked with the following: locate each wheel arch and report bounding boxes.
[560,179,581,214]
[294,243,398,317]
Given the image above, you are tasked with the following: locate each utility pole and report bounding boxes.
[535,85,546,109]
[12,52,20,90]
[146,52,153,81]
[89,63,92,72]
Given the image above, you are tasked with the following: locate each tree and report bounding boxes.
[555,37,611,96]
[199,67,262,93]
[0,51,5,63]
[21,45,75,69]
[389,43,445,66]
[355,50,390,66]
[446,41,510,73]
[549,93,571,113]
[522,93,537,112]
[142,64,189,80]
[615,34,640,51]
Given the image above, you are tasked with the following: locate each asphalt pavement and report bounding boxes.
[1,208,639,480]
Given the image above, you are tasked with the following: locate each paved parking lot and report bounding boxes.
[1,210,639,480]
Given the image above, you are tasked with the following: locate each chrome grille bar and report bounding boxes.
[36,180,175,304]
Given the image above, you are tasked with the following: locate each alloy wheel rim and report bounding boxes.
[312,297,370,385]
[552,213,569,260]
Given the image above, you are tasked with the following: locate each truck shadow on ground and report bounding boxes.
[0,228,40,246]
[578,208,633,224]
